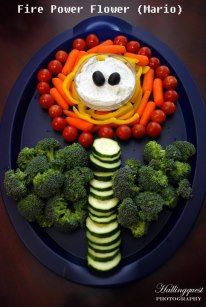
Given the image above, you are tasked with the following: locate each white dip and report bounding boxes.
[74,55,136,110]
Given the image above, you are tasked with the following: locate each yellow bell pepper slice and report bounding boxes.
[89,102,133,120]
[118,109,135,120]
[133,88,142,111]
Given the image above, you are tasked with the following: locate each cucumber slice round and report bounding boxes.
[86,217,118,235]
[88,195,119,212]
[88,207,115,217]
[88,247,119,259]
[87,252,121,271]
[92,138,120,158]
[94,171,114,182]
[89,213,117,224]
[90,188,114,201]
[90,154,121,172]
[93,152,121,164]
[90,179,113,191]
[86,230,120,245]
[88,239,121,252]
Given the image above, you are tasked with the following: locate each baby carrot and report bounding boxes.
[87,40,113,53]
[50,88,68,110]
[57,73,66,81]
[62,49,79,75]
[63,110,78,118]
[87,45,126,54]
[52,78,74,106]
[153,78,164,107]
[74,50,87,66]
[136,90,151,117]
[124,52,149,66]
[65,117,94,131]
[139,101,156,126]
[142,69,154,93]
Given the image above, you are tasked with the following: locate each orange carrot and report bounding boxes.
[124,52,149,66]
[52,78,74,106]
[142,69,154,93]
[87,40,113,53]
[58,73,66,81]
[87,45,126,54]
[63,110,78,118]
[62,49,79,75]
[50,88,68,110]
[153,78,164,107]
[65,117,94,131]
[136,90,151,116]
[74,51,87,66]
[139,101,156,126]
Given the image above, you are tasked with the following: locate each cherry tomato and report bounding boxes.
[48,60,62,75]
[126,41,140,53]
[37,69,51,82]
[162,101,176,115]
[164,90,178,103]
[86,34,99,49]
[150,110,166,124]
[62,126,78,142]
[116,125,132,141]
[49,105,62,118]
[72,38,86,51]
[146,122,162,138]
[98,126,114,139]
[155,65,170,79]
[149,57,160,70]
[55,50,68,63]
[51,117,67,131]
[138,47,152,58]
[78,132,94,148]
[114,35,128,46]
[163,75,178,90]
[132,124,146,139]
[39,94,54,109]
[37,82,50,94]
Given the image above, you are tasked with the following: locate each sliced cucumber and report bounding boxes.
[89,213,116,224]
[88,207,115,217]
[88,195,119,212]
[86,230,120,245]
[90,154,121,172]
[92,138,120,158]
[90,179,113,191]
[94,171,114,182]
[87,253,121,271]
[93,152,120,163]
[88,239,121,252]
[86,217,118,235]
[90,188,114,201]
[88,247,119,259]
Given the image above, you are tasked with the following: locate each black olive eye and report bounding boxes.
[108,72,121,86]
[92,71,105,86]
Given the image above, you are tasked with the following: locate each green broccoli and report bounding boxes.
[75,209,87,229]
[36,138,60,162]
[17,147,36,171]
[64,169,87,202]
[75,166,94,183]
[161,185,178,208]
[73,198,88,211]
[4,169,27,201]
[35,212,53,228]
[49,156,65,172]
[112,166,140,201]
[165,144,182,161]
[17,193,44,222]
[138,166,168,192]
[135,192,164,222]
[54,210,79,233]
[143,141,165,162]
[173,141,196,162]
[25,155,50,183]
[117,198,139,228]
[177,179,193,200]
[45,194,68,224]
[168,161,191,183]
[33,169,64,199]
[125,159,143,177]
[130,220,148,238]
[149,158,175,174]
[57,143,88,170]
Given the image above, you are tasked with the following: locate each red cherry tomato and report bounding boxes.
[116,125,132,141]
[146,122,162,138]
[78,132,94,148]
[164,90,178,103]
[138,47,152,58]
[55,50,68,63]
[150,110,166,124]
[162,101,176,115]
[98,126,114,139]
[37,82,50,95]
[37,69,52,82]
[72,38,86,51]
[48,60,62,75]
[155,65,170,79]
[39,94,54,109]
[114,35,128,46]
[132,124,146,139]
[126,41,140,53]
[49,105,63,118]
[86,34,99,49]
[51,117,67,131]
[149,57,160,70]
[163,76,178,90]
[62,126,78,142]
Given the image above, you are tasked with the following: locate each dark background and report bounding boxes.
[0,1,206,306]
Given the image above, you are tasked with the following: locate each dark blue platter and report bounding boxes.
[0,16,206,286]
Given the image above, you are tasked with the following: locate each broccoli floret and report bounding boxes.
[45,194,68,224]
[130,220,148,238]
[149,158,175,174]
[79,167,94,183]
[33,169,64,199]
[75,209,88,229]
[168,161,191,183]
[138,166,168,192]
[17,193,44,222]
[135,192,164,222]
[112,166,139,201]
[165,144,182,161]
[54,210,79,233]
[57,143,88,170]
[161,185,178,208]
[177,179,193,200]
[49,157,65,172]
[173,141,196,162]
[144,141,165,162]
[25,155,50,183]
[35,212,53,228]
[4,169,27,201]
[125,159,143,177]
[36,138,60,162]
[17,147,36,171]
[117,198,139,228]
[74,198,88,211]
